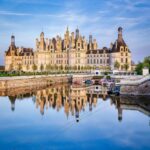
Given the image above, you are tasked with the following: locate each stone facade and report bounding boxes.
[5,27,132,72]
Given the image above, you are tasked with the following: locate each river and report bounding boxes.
[0,84,150,150]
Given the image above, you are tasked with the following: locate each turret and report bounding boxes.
[64,27,69,40]
[76,28,79,39]
[89,35,93,50]
[89,35,92,44]
[36,38,39,49]
[93,39,97,50]
[40,32,44,39]
[40,32,45,50]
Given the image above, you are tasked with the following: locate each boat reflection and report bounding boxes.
[1,84,150,122]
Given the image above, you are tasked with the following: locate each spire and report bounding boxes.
[118,27,123,41]
[76,27,79,39]
[40,32,44,38]
[65,26,69,40]
[67,26,69,32]
[89,35,92,43]
[11,34,15,46]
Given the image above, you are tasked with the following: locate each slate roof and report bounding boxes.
[86,47,111,54]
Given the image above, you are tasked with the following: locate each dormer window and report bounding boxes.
[120,47,124,51]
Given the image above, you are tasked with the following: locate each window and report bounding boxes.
[121,47,124,51]
[121,58,123,63]
[107,59,109,64]
[126,58,128,63]
[100,59,102,64]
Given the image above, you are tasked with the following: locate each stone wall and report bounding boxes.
[120,80,150,95]
[0,75,69,90]
[72,74,93,84]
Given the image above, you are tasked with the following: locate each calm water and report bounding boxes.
[0,84,150,150]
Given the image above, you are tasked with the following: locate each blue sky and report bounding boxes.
[0,0,150,65]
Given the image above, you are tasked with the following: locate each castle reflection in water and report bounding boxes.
[1,84,150,122]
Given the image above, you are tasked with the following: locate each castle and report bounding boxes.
[5,27,132,72]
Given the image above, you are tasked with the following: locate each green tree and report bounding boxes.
[9,63,14,71]
[60,65,63,70]
[135,56,150,75]
[135,62,143,75]
[78,65,80,71]
[124,63,129,71]
[40,64,44,72]
[46,63,51,74]
[143,56,150,70]
[32,64,37,75]
[114,61,120,70]
[81,66,84,72]
[65,65,68,71]
[18,64,22,75]
[26,64,29,71]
